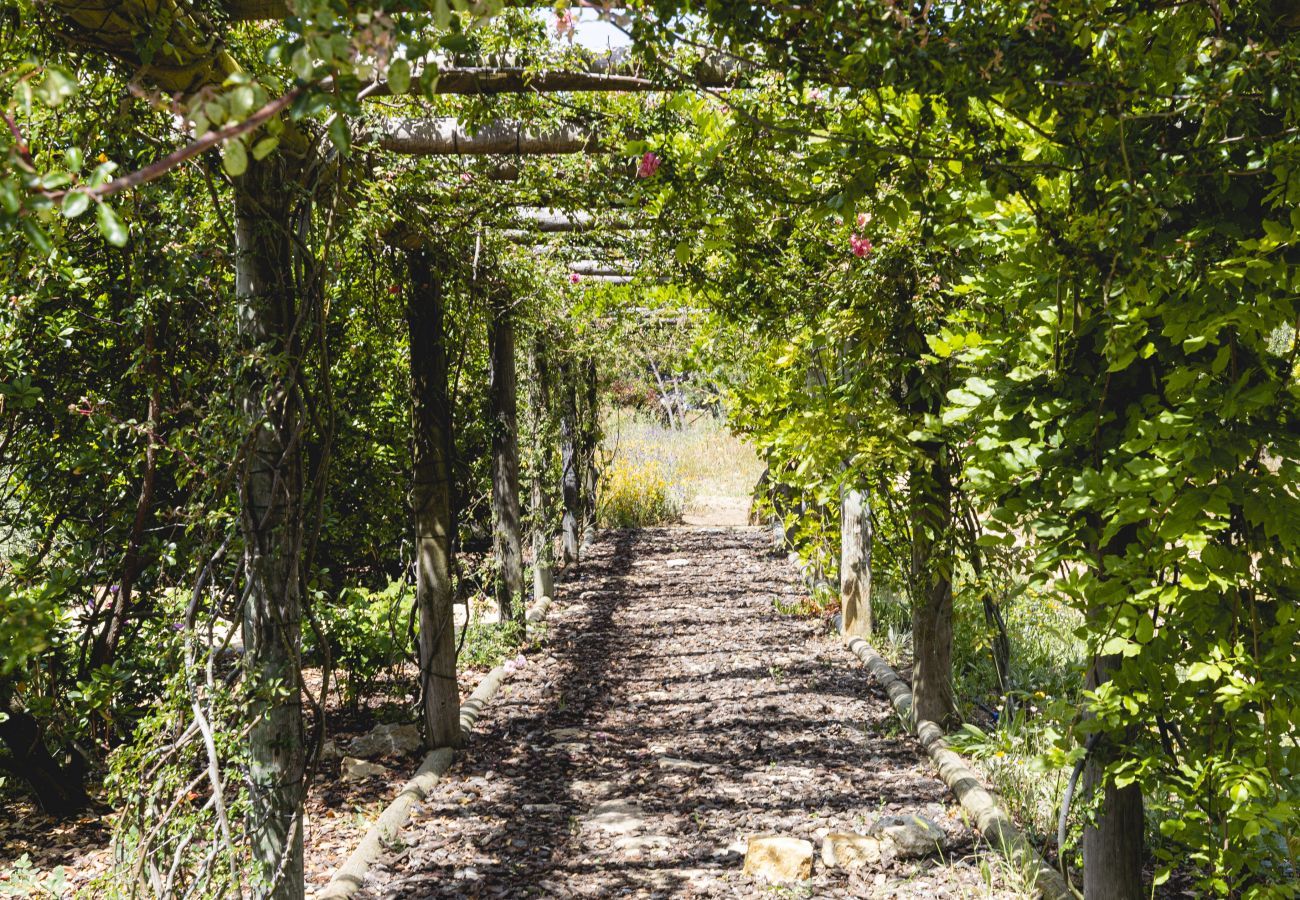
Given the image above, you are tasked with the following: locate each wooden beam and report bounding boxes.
[500,208,643,234]
[222,0,625,20]
[375,68,658,96]
[568,260,635,276]
[374,119,606,156]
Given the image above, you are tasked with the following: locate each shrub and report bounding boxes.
[596,453,682,527]
[308,580,412,708]
[459,619,527,670]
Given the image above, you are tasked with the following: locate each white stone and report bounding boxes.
[821,832,883,869]
[742,835,813,883]
[347,722,423,758]
[614,834,673,855]
[657,756,708,772]
[341,757,390,782]
[582,799,646,834]
[869,814,947,858]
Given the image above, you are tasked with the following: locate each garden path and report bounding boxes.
[341,527,1022,899]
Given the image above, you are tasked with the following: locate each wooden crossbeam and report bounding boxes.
[221,0,625,19]
[499,209,642,233]
[370,67,700,96]
[374,119,608,155]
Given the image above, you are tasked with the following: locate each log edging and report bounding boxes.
[317,595,556,899]
[842,635,1076,900]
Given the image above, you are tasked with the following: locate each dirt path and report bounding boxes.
[345,527,1019,899]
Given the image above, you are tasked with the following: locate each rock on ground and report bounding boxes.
[743,835,814,883]
[347,722,422,759]
[822,831,885,869]
[870,813,949,858]
[341,757,390,782]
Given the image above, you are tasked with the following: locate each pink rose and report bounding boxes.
[849,234,873,258]
[637,151,660,178]
[555,11,575,37]
[569,272,583,284]
[856,212,870,228]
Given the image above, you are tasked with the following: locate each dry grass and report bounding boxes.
[602,409,764,525]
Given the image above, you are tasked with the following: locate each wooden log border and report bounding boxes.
[317,594,556,899]
[841,635,1076,900]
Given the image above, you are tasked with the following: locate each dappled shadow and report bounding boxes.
[349,527,998,898]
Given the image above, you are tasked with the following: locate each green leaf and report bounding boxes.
[223,139,249,177]
[388,58,412,96]
[61,191,91,219]
[96,202,128,246]
[327,117,351,155]
[252,135,280,161]
[36,66,77,107]
[21,219,52,254]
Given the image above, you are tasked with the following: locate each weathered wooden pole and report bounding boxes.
[488,285,525,623]
[839,487,872,638]
[579,357,600,537]
[233,153,306,900]
[405,249,461,749]
[528,339,557,603]
[559,360,581,564]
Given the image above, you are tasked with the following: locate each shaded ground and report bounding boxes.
[344,527,1025,899]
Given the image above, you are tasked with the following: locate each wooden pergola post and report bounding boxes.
[404,248,462,749]
[488,282,525,623]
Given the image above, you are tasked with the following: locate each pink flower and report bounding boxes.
[460,172,473,184]
[514,654,527,668]
[856,212,871,228]
[849,233,873,258]
[637,151,660,178]
[569,272,583,284]
[809,88,824,102]
[555,10,575,37]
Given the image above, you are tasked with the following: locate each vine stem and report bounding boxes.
[41,86,303,205]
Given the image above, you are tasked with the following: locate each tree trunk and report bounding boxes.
[488,289,524,623]
[529,340,556,603]
[90,315,161,672]
[1082,650,1145,899]
[839,487,872,638]
[909,444,958,728]
[0,704,88,817]
[233,155,305,900]
[559,361,581,565]
[405,249,461,749]
[1082,522,1144,899]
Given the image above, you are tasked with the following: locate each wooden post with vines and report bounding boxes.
[559,360,581,565]
[839,487,872,638]
[233,152,306,900]
[488,283,524,623]
[405,248,461,750]
[529,338,557,603]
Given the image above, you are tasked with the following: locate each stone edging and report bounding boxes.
[841,635,1075,900]
[317,595,556,900]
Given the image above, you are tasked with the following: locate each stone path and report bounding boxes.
[346,527,1025,898]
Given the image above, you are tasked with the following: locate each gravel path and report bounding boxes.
[349,527,1022,899]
